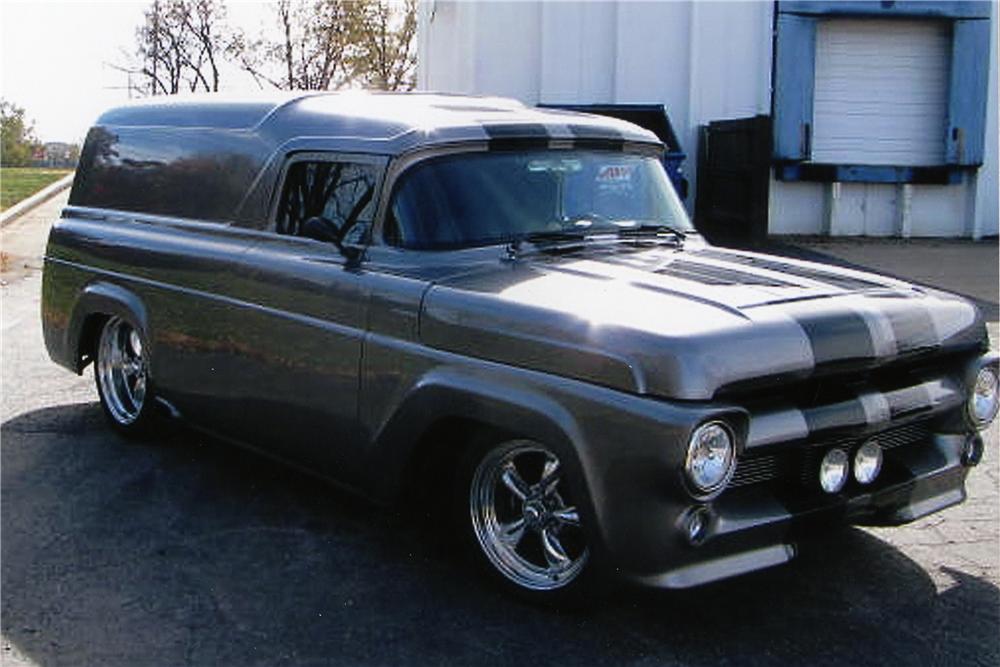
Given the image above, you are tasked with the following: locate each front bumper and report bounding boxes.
[631,431,973,589]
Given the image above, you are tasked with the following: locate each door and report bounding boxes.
[196,153,384,484]
[695,115,772,243]
[812,18,950,167]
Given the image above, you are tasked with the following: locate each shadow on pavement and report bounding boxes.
[3,402,998,666]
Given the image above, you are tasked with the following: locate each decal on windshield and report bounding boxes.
[596,164,634,194]
[596,165,633,182]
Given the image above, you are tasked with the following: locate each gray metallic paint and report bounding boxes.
[41,93,993,587]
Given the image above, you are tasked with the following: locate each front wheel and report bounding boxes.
[94,316,162,438]
[463,439,591,598]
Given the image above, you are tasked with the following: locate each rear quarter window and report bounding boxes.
[70,126,267,223]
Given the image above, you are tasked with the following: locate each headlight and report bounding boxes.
[684,421,735,494]
[968,366,999,429]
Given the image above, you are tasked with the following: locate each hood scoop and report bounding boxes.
[654,259,797,287]
[694,249,888,292]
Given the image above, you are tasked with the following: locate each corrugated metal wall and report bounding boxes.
[418,1,998,238]
[812,19,951,166]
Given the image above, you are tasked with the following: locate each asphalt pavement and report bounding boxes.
[1,195,998,666]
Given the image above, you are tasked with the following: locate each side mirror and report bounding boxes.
[301,216,361,262]
[302,216,341,244]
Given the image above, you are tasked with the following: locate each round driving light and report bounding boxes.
[853,440,883,485]
[684,421,735,494]
[968,366,999,429]
[682,507,710,545]
[819,448,849,494]
[962,435,984,467]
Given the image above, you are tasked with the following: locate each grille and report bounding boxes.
[873,421,931,450]
[730,420,932,489]
[729,454,782,488]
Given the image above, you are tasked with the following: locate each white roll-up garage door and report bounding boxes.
[812,18,951,166]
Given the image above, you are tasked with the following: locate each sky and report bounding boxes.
[0,0,273,144]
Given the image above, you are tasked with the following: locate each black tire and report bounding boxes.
[93,315,164,439]
[456,436,597,604]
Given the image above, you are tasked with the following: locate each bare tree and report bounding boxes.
[123,0,227,96]
[182,0,226,92]
[231,0,355,91]
[231,0,417,92]
[349,0,417,91]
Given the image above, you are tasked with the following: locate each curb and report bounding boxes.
[0,172,74,229]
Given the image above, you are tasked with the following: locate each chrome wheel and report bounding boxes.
[470,441,588,591]
[96,317,147,425]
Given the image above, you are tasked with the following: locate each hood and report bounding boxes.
[418,244,986,401]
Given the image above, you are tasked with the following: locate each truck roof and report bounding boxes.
[71,92,663,226]
[93,91,661,151]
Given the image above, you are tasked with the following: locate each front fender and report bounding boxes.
[367,365,614,568]
[364,352,744,576]
[370,366,588,498]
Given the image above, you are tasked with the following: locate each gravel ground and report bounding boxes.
[2,197,998,666]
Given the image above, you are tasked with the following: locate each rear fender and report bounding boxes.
[66,281,149,372]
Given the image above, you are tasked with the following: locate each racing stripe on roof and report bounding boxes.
[568,124,626,150]
[480,121,638,151]
[482,123,551,150]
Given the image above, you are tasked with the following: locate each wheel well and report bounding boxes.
[77,313,109,372]
[397,417,508,512]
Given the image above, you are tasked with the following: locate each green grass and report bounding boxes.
[0,168,73,211]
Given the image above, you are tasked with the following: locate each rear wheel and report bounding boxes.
[463,439,591,598]
[94,316,161,438]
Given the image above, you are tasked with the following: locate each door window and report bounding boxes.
[275,160,378,243]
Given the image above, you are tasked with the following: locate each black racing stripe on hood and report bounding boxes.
[794,309,876,365]
[696,249,885,291]
[881,303,941,353]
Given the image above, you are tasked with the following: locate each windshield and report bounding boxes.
[384,150,693,250]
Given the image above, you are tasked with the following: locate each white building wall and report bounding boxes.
[418,0,997,239]
[767,180,825,235]
[541,2,618,103]
[419,0,772,217]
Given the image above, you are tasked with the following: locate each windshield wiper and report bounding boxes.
[616,223,687,245]
[504,224,685,260]
[503,229,597,260]
[522,229,592,245]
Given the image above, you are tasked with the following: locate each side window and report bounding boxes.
[275,160,377,242]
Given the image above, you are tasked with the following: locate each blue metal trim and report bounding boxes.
[772,14,816,160]
[776,164,965,184]
[772,0,991,171]
[778,1,991,20]
[947,19,990,166]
